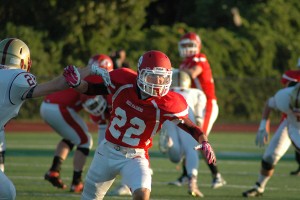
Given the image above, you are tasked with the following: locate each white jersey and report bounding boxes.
[269,86,300,148]
[171,87,207,126]
[0,69,37,128]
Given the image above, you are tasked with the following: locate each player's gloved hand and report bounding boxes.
[255,119,269,147]
[90,63,114,88]
[194,141,216,164]
[63,65,81,88]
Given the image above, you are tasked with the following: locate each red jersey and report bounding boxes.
[179,53,216,100]
[92,68,189,148]
[44,89,82,111]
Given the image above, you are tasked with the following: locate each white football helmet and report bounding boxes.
[178,32,201,58]
[0,38,32,72]
[82,95,107,116]
[171,69,191,89]
[137,50,172,97]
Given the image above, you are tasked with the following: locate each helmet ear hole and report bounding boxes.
[20,48,23,54]
[20,59,24,70]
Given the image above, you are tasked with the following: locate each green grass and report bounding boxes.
[4,131,299,200]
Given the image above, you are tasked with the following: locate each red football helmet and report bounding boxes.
[281,70,300,86]
[88,54,113,72]
[178,32,201,58]
[137,50,172,97]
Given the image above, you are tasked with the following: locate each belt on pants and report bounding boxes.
[105,141,145,155]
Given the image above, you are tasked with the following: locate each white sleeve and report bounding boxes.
[271,87,293,113]
[10,72,37,104]
[193,89,207,126]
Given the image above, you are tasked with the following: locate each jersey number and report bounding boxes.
[24,74,36,86]
[109,107,146,146]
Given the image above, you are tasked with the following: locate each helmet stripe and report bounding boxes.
[1,38,15,65]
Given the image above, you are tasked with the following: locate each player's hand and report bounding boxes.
[90,64,114,88]
[255,119,269,147]
[194,141,216,164]
[63,65,81,88]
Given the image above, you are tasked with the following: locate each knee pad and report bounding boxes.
[62,139,74,150]
[261,159,274,171]
[77,147,90,156]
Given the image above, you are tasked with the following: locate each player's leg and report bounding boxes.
[0,170,16,200]
[60,106,93,192]
[81,140,119,200]
[288,125,300,175]
[0,128,5,172]
[178,127,203,197]
[202,100,226,188]
[121,154,151,200]
[243,120,290,197]
[290,150,300,175]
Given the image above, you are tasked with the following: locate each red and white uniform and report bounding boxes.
[82,68,189,200]
[0,68,36,200]
[40,88,93,148]
[179,53,218,135]
[263,70,300,165]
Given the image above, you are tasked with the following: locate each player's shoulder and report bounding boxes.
[110,68,137,84]
[12,71,37,88]
[192,53,208,63]
[160,91,188,111]
[274,86,293,101]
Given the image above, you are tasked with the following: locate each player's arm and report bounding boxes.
[177,118,216,164]
[182,65,202,79]
[27,75,70,98]
[64,65,111,95]
[255,97,274,147]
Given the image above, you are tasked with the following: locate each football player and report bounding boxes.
[243,69,300,197]
[0,38,79,200]
[41,54,113,193]
[63,50,217,200]
[159,69,207,197]
[177,32,226,188]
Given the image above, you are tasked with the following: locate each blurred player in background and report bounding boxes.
[159,69,207,197]
[41,54,113,193]
[0,38,78,200]
[64,50,217,200]
[243,68,300,197]
[176,32,226,188]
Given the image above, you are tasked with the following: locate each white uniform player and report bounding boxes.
[159,69,207,197]
[243,70,300,197]
[0,38,80,199]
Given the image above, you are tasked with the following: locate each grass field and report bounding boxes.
[4,131,299,200]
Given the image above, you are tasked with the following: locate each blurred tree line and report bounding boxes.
[1,0,300,123]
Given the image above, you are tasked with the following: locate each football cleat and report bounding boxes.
[168,175,189,187]
[44,171,67,189]
[188,176,204,197]
[107,184,132,196]
[290,166,300,176]
[211,173,226,189]
[70,182,84,193]
[242,187,263,197]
